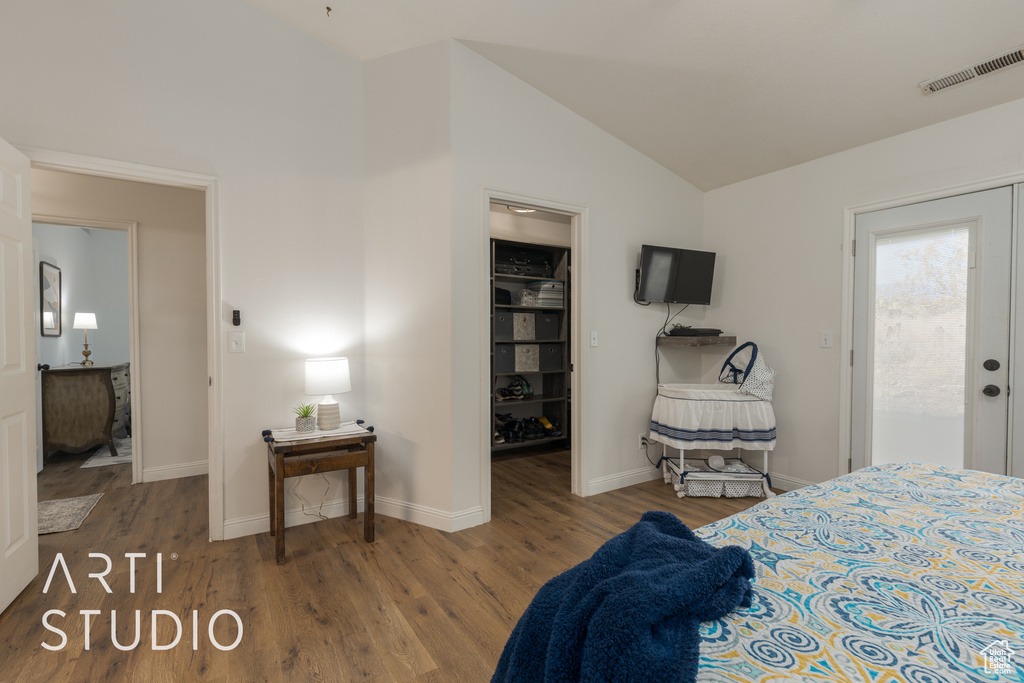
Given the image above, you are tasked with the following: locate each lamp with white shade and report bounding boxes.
[73,312,98,366]
[305,357,351,430]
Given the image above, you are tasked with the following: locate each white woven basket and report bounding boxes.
[724,480,764,497]
[686,479,725,497]
[663,457,765,499]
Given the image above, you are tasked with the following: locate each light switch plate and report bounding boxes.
[228,331,245,353]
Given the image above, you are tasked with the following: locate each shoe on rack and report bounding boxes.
[523,417,546,440]
[495,385,523,402]
[509,375,533,398]
[537,416,554,435]
[510,418,526,442]
[495,413,522,443]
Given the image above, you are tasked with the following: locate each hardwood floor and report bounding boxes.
[2,449,769,682]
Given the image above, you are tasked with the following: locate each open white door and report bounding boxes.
[0,137,38,614]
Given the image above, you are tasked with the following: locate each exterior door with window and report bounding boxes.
[851,186,1012,475]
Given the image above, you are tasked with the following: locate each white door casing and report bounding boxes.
[0,137,38,615]
[852,187,1012,475]
[23,147,223,541]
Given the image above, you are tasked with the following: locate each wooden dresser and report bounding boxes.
[41,363,130,459]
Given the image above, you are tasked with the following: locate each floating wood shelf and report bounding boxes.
[656,335,737,348]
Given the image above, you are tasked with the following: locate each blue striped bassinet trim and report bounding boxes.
[650,420,777,444]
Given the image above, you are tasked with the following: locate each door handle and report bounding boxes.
[983,384,1001,397]
[983,359,1000,371]
[37,363,50,371]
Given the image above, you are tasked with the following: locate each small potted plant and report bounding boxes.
[294,402,317,432]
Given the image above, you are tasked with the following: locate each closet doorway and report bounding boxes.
[481,193,588,522]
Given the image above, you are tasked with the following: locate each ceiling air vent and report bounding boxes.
[920,45,1024,94]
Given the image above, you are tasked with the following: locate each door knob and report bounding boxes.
[983,384,1001,397]
[37,363,50,371]
[983,359,1000,371]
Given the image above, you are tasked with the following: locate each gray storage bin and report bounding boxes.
[515,344,539,372]
[513,312,536,340]
[494,313,514,340]
[495,344,515,373]
[536,312,559,340]
[539,343,562,371]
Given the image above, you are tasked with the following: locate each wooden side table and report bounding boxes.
[266,431,376,564]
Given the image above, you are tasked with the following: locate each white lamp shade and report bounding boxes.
[305,357,351,396]
[73,312,97,330]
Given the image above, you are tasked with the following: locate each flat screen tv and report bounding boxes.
[637,244,716,305]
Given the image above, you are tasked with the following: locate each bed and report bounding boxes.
[694,462,1024,682]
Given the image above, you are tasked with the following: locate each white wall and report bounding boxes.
[703,96,1024,489]
[449,42,706,507]
[9,2,695,538]
[88,228,131,365]
[34,224,93,367]
[363,42,456,526]
[34,223,130,367]
[1,0,365,537]
[362,41,706,529]
[21,0,1013,535]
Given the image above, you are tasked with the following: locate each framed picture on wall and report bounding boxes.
[40,261,61,337]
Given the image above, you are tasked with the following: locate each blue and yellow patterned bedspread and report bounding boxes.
[695,463,1024,682]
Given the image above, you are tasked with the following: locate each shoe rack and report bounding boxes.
[491,238,570,452]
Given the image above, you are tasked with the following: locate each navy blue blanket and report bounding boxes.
[492,511,754,683]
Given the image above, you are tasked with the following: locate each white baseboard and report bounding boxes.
[221,495,483,541]
[223,512,270,540]
[765,472,814,491]
[223,496,363,540]
[375,497,483,532]
[142,460,208,482]
[587,466,663,496]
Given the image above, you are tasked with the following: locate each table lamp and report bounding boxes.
[305,357,351,430]
[73,312,97,366]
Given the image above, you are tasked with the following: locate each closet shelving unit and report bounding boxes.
[490,239,570,452]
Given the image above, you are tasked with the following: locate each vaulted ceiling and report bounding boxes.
[242,0,1024,190]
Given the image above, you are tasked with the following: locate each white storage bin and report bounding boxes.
[663,457,766,499]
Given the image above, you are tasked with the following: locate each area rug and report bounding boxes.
[81,437,132,468]
[38,493,104,534]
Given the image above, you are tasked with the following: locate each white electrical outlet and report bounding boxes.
[820,331,833,348]
[639,433,649,450]
[590,331,598,347]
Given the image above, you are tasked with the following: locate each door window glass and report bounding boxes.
[871,226,969,468]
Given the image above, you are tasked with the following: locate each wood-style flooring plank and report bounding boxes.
[1,447,770,682]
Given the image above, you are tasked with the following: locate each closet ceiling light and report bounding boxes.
[507,205,536,213]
